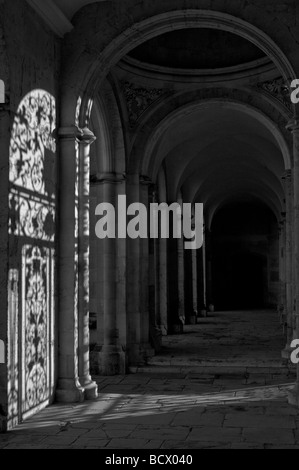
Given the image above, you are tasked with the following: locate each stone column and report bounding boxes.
[89,186,103,367]
[0,103,10,429]
[184,247,193,324]
[197,245,206,315]
[126,174,142,365]
[282,170,293,359]
[56,126,85,403]
[159,234,168,335]
[77,128,98,399]
[148,184,162,352]
[205,230,213,307]
[139,177,155,359]
[178,227,185,326]
[192,248,198,316]
[286,121,299,406]
[203,234,208,309]
[168,204,184,334]
[157,170,168,335]
[96,173,126,375]
[278,218,286,312]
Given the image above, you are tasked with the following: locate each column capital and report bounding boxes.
[57,125,84,141]
[279,215,286,231]
[282,169,292,181]
[148,183,158,201]
[140,175,152,186]
[0,102,10,115]
[286,119,299,133]
[90,172,126,185]
[79,127,97,146]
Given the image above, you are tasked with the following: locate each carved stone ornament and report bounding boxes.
[256,78,292,111]
[122,81,165,126]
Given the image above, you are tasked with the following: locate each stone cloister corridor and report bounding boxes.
[0,310,298,449]
[1,0,299,451]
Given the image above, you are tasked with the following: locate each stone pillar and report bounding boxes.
[77,128,98,399]
[89,186,104,366]
[192,249,198,316]
[197,245,206,315]
[157,170,168,335]
[126,174,154,366]
[286,121,299,406]
[278,218,286,312]
[184,248,193,324]
[178,229,185,326]
[282,170,294,359]
[0,103,10,430]
[203,234,208,308]
[148,184,162,351]
[159,234,168,335]
[139,177,155,359]
[126,174,142,365]
[95,173,126,375]
[56,126,85,403]
[205,230,213,307]
[168,204,184,334]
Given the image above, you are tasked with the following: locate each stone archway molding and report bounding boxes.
[141,99,292,181]
[74,9,297,126]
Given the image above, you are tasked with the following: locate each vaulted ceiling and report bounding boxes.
[52,0,107,19]
[128,29,266,70]
[150,103,286,226]
[26,0,289,226]
[26,0,109,36]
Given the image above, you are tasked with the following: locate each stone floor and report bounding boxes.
[0,310,298,449]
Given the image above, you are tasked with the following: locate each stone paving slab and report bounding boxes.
[242,428,295,445]
[0,379,297,449]
[187,426,242,443]
[0,310,298,449]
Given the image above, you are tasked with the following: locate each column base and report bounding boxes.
[160,325,168,336]
[186,315,197,325]
[95,346,126,376]
[0,416,7,433]
[288,384,299,407]
[140,342,155,361]
[55,379,85,403]
[281,344,292,360]
[80,376,98,400]
[169,323,184,335]
[128,343,155,366]
[150,325,163,353]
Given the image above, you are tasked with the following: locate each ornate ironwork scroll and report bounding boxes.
[22,245,50,414]
[9,90,56,242]
[7,270,19,428]
[9,90,56,195]
[8,89,56,422]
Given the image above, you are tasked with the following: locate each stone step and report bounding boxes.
[129,364,296,377]
[147,358,289,368]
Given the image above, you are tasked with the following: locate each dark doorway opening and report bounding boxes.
[213,251,267,310]
[209,200,278,311]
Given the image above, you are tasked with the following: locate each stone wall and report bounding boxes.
[0,0,61,430]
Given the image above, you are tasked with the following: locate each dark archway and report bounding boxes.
[210,200,278,311]
[213,251,267,310]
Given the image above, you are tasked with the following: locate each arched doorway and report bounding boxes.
[211,201,278,311]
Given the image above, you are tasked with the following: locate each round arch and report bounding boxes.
[141,99,292,183]
[65,9,297,127]
[90,80,126,175]
[207,191,282,231]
